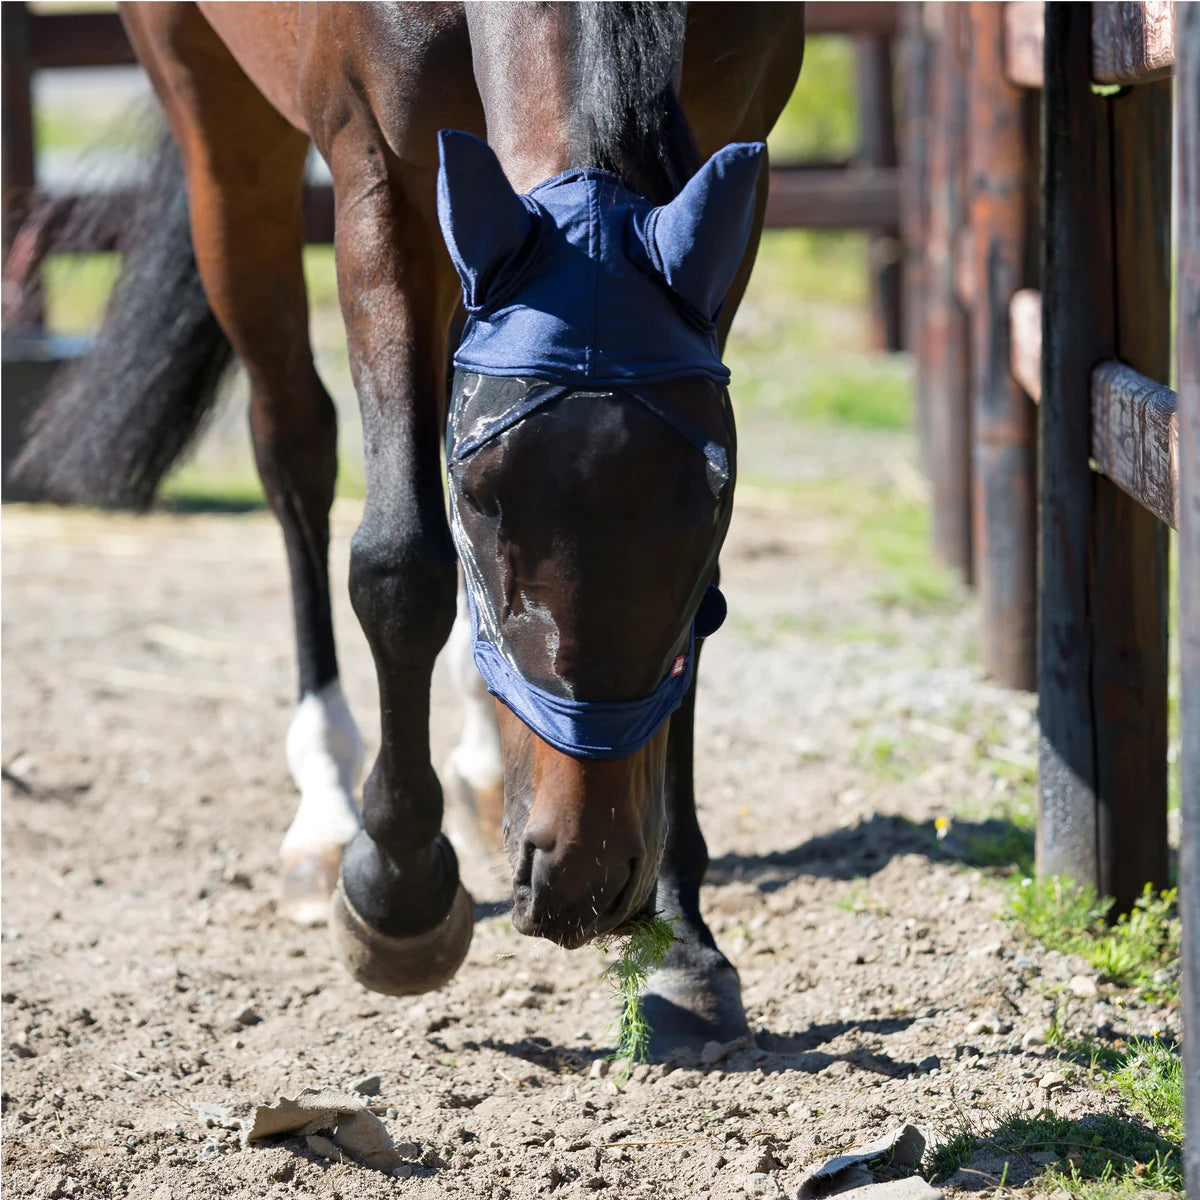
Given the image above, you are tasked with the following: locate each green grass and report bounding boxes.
[1008,879,1181,1000]
[599,915,677,1068]
[926,1108,1182,1197]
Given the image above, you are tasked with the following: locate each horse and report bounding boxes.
[13,2,805,1051]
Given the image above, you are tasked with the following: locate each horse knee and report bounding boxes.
[349,518,457,667]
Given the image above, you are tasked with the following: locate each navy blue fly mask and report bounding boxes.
[438,131,762,758]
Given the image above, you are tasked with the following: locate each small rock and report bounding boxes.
[588,1059,610,1080]
[833,1179,942,1200]
[583,1177,608,1190]
[1022,1027,1050,1049]
[700,1041,727,1066]
[742,1173,782,1197]
[787,1101,815,1120]
[351,1075,381,1096]
[1030,1151,1060,1165]
[230,1004,260,1027]
[500,988,539,1010]
[916,1055,941,1073]
[394,1141,421,1160]
[1068,974,1099,997]
[391,1164,413,1179]
[965,1010,1012,1036]
[1039,1072,1067,1091]
[7,1041,36,1059]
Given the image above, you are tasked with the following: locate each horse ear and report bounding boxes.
[437,130,534,307]
[644,142,766,320]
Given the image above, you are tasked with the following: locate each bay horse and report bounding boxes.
[13,2,804,1051]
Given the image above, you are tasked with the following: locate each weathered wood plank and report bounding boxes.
[27,10,137,69]
[806,2,906,36]
[1009,288,1042,403]
[1093,77,1171,910]
[966,1,1036,689]
[1173,7,1200,1195]
[899,3,933,478]
[857,34,903,352]
[1092,1,1175,84]
[1090,361,1177,528]
[764,166,900,230]
[1038,3,1115,888]
[1005,1,1045,88]
[923,3,973,579]
[2,3,41,327]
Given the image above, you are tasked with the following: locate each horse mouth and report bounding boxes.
[510,869,651,950]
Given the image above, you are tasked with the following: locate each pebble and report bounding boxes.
[394,1141,422,1160]
[1068,974,1099,997]
[743,1174,782,1197]
[500,988,539,1010]
[701,1041,727,1066]
[965,1010,1011,1036]
[1038,1072,1067,1091]
[351,1074,381,1095]
[588,1059,610,1080]
[1021,1027,1049,1049]
[230,1004,260,1027]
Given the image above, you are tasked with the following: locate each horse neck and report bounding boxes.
[463,2,697,202]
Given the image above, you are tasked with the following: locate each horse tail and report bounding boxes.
[10,129,235,510]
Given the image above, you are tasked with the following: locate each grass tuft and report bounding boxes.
[1007,878,1181,999]
[599,914,677,1068]
[925,1106,1182,1197]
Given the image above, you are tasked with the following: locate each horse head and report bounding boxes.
[438,131,762,948]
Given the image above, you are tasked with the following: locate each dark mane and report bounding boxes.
[567,2,699,203]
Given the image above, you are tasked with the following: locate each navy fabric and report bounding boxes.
[436,131,765,387]
[463,579,726,760]
[446,378,731,759]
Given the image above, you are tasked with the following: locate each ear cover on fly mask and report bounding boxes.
[435,130,766,385]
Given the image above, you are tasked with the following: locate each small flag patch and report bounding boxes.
[671,654,687,677]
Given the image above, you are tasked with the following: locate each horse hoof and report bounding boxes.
[642,964,750,1057]
[329,877,474,996]
[442,756,505,858]
[278,844,343,926]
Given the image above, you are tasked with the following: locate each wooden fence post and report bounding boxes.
[1175,6,1200,1193]
[966,1,1036,688]
[923,2,972,580]
[857,32,903,353]
[899,3,932,477]
[1038,3,1114,888]
[1038,3,1170,910]
[1094,77,1170,909]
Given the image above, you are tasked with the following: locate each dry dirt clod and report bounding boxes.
[742,1173,782,1197]
[1068,974,1099,997]
[1038,1072,1067,1091]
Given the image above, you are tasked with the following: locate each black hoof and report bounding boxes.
[329,876,473,996]
[642,963,749,1057]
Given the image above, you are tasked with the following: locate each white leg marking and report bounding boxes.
[281,678,364,854]
[445,578,504,794]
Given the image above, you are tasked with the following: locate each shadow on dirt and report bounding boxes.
[707,813,1034,892]
[478,1018,928,1078]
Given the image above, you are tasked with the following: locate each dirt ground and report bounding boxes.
[1,437,1180,1200]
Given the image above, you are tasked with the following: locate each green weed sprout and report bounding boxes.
[600,914,677,1068]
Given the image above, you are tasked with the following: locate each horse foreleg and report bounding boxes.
[645,646,750,1054]
[124,3,361,925]
[319,133,473,996]
[442,577,506,859]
